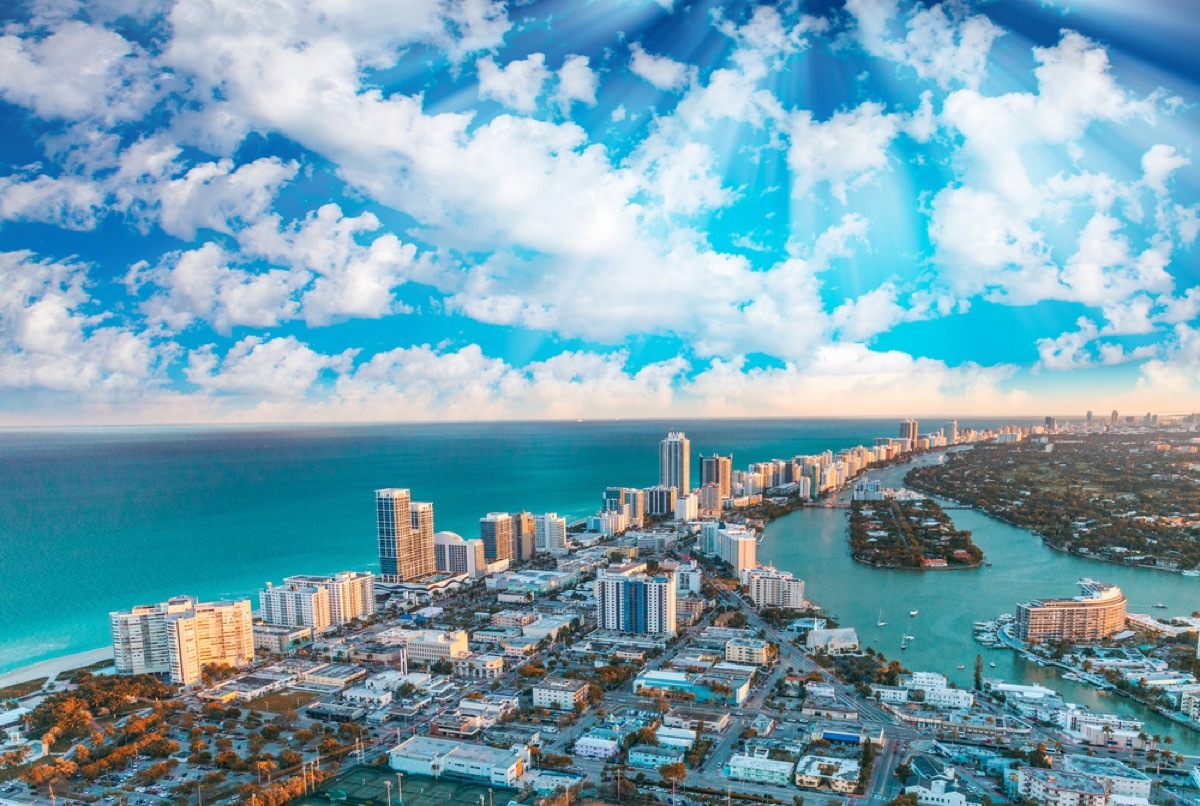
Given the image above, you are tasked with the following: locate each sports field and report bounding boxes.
[296,767,514,806]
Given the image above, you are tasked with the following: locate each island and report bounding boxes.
[905,431,1200,573]
[848,497,983,569]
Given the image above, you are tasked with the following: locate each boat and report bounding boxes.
[956,665,965,670]
[989,662,997,668]
[1183,570,1200,577]
[910,609,919,617]
[904,634,916,641]
[901,634,908,651]
[877,608,887,627]
[1152,603,1167,609]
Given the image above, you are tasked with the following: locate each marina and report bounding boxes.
[759,453,1200,753]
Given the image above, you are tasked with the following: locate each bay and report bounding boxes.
[758,455,1200,753]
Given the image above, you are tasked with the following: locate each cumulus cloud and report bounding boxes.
[0,252,162,394]
[476,53,551,113]
[554,54,599,111]
[186,335,354,398]
[628,43,691,91]
[788,102,903,203]
[847,0,1003,89]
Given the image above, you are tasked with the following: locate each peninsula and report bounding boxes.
[848,497,983,570]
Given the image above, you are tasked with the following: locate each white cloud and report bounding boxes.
[628,42,691,91]
[186,335,354,398]
[830,282,910,342]
[151,157,299,240]
[554,54,599,111]
[142,204,427,331]
[788,102,902,203]
[847,0,1002,90]
[476,53,551,113]
[1141,144,1189,194]
[0,251,161,394]
[0,171,105,229]
[0,20,162,122]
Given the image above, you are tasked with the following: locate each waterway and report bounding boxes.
[758,453,1200,754]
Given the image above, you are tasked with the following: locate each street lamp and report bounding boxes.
[397,771,405,805]
[384,780,393,806]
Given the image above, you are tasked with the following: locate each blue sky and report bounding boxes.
[0,0,1196,424]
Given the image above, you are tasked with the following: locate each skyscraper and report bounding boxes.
[535,513,568,555]
[899,419,919,448]
[111,596,253,686]
[700,454,732,499]
[480,512,515,563]
[660,431,691,494]
[595,567,677,636]
[511,511,536,560]
[944,420,958,445]
[376,489,435,582]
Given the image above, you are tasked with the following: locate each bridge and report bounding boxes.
[807,501,976,510]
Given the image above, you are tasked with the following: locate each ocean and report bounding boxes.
[0,417,1026,674]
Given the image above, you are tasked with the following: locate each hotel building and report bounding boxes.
[376,488,436,582]
[535,513,568,556]
[660,431,691,494]
[259,579,331,633]
[434,531,487,578]
[595,565,677,636]
[700,454,732,499]
[480,512,515,563]
[111,596,253,685]
[1016,579,1127,643]
[742,566,805,609]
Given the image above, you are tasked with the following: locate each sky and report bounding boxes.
[0,0,1197,425]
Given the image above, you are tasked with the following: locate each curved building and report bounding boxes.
[1016,579,1127,643]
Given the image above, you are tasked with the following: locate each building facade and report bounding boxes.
[743,567,805,609]
[259,580,331,633]
[164,599,254,685]
[481,512,515,563]
[434,531,486,578]
[595,567,677,635]
[532,677,589,711]
[376,488,436,582]
[535,513,568,556]
[660,431,691,494]
[1016,580,1127,643]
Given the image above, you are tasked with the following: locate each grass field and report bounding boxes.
[297,767,511,806]
[244,688,321,713]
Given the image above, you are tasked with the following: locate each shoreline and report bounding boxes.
[0,647,113,690]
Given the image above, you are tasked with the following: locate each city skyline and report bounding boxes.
[0,0,1197,425]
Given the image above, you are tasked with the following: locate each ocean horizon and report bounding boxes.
[0,417,1034,675]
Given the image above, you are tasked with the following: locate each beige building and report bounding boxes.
[376,489,436,582]
[165,599,254,685]
[1015,767,1106,806]
[725,637,776,666]
[532,677,589,711]
[112,596,253,685]
[260,580,331,633]
[378,628,469,669]
[1016,579,1127,643]
[742,566,805,609]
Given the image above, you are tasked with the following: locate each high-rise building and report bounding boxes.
[718,526,757,576]
[535,513,568,555]
[944,420,958,445]
[899,419,919,449]
[1111,410,1119,424]
[1045,416,1058,432]
[481,512,515,563]
[645,484,678,516]
[742,567,805,609]
[110,596,197,676]
[376,489,435,582]
[1086,410,1093,425]
[260,579,331,633]
[660,431,691,494]
[275,572,375,626]
[1016,580,1127,643]
[434,531,487,578]
[511,512,536,560]
[700,454,732,499]
[595,567,677,635]
[112,596,253,686]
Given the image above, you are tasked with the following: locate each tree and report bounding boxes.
[659,762,686,786]
[974,654,983,691]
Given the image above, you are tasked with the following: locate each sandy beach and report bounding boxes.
[0,647,113,690]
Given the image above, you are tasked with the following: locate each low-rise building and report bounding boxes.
[725,638,776,666]
[389,736,530,787]
[1015,767,1105,806]
[664,708,731,734]
[728,754,795,786]
[1060,754,1152,803]
[455,653,506,680]
[806,628,860,655]
[795,755,860,793]
[628,744,685,770]
[573,734,620,760]
[633,669,749,705]
[532,677,589,712]
[377,628,470,668]
[252,623,312,654]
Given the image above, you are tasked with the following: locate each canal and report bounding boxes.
[758,453,1200,754]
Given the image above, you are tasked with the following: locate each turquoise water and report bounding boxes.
[759,456,1200,753]
[0,418,1021,674]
